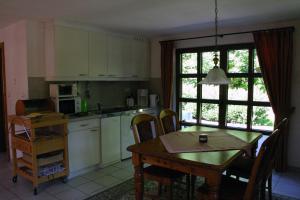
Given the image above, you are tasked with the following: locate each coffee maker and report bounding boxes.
[137,89,148,107]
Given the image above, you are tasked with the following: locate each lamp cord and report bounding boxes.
[213,0,219,67]
[215,0,218,50]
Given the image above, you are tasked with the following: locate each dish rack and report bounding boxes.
[9,112,69,195]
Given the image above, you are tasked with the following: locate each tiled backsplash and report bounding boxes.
[77,81,149,110]
[28,78,162,110]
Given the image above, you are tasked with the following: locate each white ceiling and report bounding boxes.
[0,0,300,37]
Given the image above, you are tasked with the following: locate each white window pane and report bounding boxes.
[181,78,197,99]
[201,103,219,126]
[226,105,247,128]
[228,49,249,73]
[228,78,248,101]
[181,53,197,74]
[253,78,269,102]
[202,84,219,100]
[252,106,274,131]
[180,102,197,123]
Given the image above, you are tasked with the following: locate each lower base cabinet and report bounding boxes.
[100,116,121,166]
[68,127,100,173]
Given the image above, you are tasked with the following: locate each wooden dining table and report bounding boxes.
[127,126,262,200]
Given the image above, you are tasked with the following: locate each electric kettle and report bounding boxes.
[149,94,159,108]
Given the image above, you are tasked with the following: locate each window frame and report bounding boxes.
[175,43,273,135]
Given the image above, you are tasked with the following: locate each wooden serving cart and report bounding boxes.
[9,99,69,195]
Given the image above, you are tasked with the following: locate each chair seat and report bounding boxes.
[198,175,248,200]
[144,165,185,184]
[227,155,255,179]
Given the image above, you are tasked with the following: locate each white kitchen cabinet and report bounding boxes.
[107,35,132,77]
[89,31,108,77]
[45,23,150,81]
[68,118,100,175]
[132,39,150,79]
[120,113,136,159]
[54,26,89,77]
[100,116,121,166]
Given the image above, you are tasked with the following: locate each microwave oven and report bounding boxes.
[50,84,77,97]
[52,96,81,114]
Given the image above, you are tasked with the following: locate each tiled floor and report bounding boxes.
[0,152,300,200]
[0,153,133,200]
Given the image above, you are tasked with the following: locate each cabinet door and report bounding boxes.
[132,39,150,79]
[120,114,135,159]
[89,31,108,77]
[107,35,132,77]
[68,128,100,173]
[101,116,121,166]
[55,26,89,77]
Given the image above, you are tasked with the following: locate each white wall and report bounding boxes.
[150,19,300,168]
[27,21,45,77]
[0,20,29,115]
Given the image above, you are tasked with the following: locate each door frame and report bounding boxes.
[0,42,9,160]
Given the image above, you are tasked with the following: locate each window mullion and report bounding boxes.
[247,48,254,130]
[219,47,227,128]
[197,51,201,125]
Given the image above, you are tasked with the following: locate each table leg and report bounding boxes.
[132,153,144,200]
[202,174,221,200]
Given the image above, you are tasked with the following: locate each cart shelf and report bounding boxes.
[9,113,69,195]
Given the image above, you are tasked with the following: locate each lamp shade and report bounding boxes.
[199,66,230,85]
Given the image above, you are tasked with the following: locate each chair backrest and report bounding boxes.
[244,129,280,200]
[131,114,160,144]
[159,109,180,134]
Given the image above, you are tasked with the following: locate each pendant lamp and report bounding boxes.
[199,0,230,85]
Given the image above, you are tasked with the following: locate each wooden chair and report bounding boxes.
[131,113,190,200]
[159,109,180,134]
[225,118,288,200]
[159,109,197,198]
[197,128,280,200]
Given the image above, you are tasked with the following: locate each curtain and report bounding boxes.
[160,41,174,108]
[253,28,293,172]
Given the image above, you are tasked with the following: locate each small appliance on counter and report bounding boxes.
[49,83,81,115]
[126,95,135,107]
[50,83,77,97]
[149,94,159,108]
[137,89,148,107]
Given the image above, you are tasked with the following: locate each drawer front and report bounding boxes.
[12,137,32,154]
[36,137,65,155]
[68,118,100,132]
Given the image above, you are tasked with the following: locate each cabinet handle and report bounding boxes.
[80,124,88,127]
[79,74,88,76]
[90,129,98,132]
[108,74,116,77]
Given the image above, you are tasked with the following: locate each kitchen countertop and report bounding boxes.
[67,106,160,122]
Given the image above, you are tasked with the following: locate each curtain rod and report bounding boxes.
[160,26,295,43]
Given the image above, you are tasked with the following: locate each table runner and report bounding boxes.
[159,131,250,153]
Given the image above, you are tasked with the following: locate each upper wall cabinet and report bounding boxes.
[107,35,133,77]
[55,26,89,77]
[89,31,108,77]
[132,38,150,79]
[45,24,149,81]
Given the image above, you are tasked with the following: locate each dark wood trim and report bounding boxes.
[0,42,9,160]
[176,43,273,135]
[161,26,295,43]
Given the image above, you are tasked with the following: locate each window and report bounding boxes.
[176,44,274,132]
